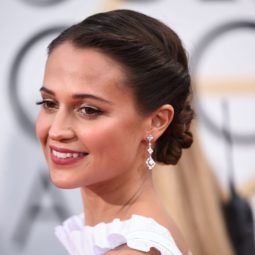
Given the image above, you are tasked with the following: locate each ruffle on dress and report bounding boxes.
[55,214,185,255]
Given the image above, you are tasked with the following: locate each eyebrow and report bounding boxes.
[39,86,113,104]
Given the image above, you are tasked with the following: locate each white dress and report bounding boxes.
[55,214,190,255]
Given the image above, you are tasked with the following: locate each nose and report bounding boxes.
[49,110,75,141]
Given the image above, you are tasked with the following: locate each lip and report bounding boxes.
[49,145,88,166]
[49,145,87,153]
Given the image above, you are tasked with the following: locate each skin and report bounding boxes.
[36,42,188,254]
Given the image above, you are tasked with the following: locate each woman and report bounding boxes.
[36,9,193,255]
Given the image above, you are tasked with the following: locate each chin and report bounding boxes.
[49,172,80,189]
[52,181,77,189]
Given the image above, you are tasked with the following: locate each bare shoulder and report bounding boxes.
[157,213,190,255]
[130,199,190,255]
[105,245,160,255]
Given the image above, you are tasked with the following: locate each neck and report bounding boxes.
[80,165,153,226]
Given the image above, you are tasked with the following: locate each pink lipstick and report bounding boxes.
[49,145,88,165]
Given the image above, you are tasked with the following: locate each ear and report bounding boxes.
[146,104,174,142]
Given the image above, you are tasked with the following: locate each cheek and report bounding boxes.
[78,117,142,155]
[35,112,49,145]
[78,123,117,148]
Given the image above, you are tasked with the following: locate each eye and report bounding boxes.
[36,99,58,110]
[78,106,103,118]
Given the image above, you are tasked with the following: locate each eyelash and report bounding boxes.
[78,106,103,116]
[36,99,103,118]
[36,99,58,110]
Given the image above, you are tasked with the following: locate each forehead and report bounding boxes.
[43,42,140,111]
[45,42,127,85]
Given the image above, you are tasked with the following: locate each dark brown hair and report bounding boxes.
[48,9,194,164]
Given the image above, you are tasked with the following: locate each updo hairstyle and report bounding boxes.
[48,9,194,165]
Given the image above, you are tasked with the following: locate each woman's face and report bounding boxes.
[36,42,149,189]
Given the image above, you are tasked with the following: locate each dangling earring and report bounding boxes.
[146,134,156,170]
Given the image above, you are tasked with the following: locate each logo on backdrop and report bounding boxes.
[13,171,71,247]
[191,21,255,145]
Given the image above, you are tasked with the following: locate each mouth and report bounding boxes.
[49,145,88,165]
[52,150,86,159]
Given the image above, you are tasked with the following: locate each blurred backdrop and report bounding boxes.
[0,0,255,254]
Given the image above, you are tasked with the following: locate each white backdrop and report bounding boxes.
[1,0,255,254]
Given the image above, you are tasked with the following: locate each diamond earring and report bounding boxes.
[146,134,156,170]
